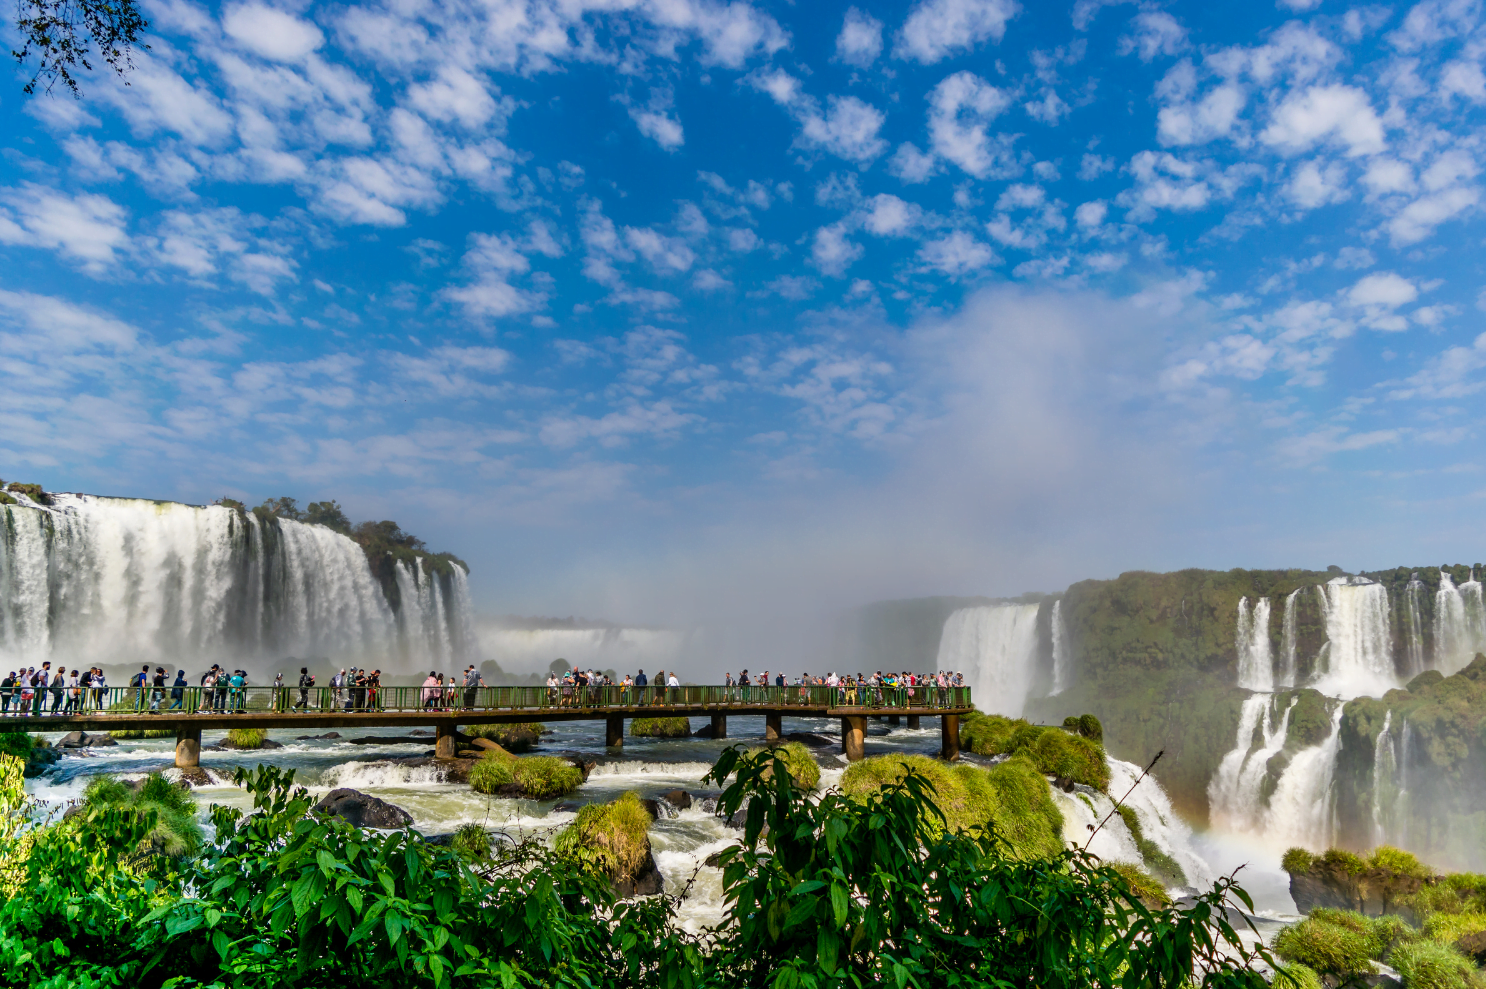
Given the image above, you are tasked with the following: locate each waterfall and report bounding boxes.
[1314,578,1396,699]
[1050,599,1070,695]
[1235,597,1274,691]
[1279,589,1300,688]
[1402,576,1426,677]
[1397,719,1413,848]
[935,604,1041,717]
[0,494,471,672]
[1434,571,1486,676]
[1208,694,1294,834]
[1262,704,1344,850]
[1370,711,1397,847]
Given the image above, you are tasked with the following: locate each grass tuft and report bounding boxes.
[468,751,583,799]
[553,792,653,882]
[1390,940,1481,989]
[108,729,175,740]
[745,741,820,790]
[464,723,544,752]
[1272,915,1378,980]
[81,772,202,857]
[959,713,1109,790]
[630,718,691,738]
[451,823,493,864]
[226,728,266,749]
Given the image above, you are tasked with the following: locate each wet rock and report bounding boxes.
[659,789,692,811]
[423,832,456,847]
[1457,930,1486,965]
[347,735,430,745]
[295,732,342,740]
[58,731,118,748]
[468,737,506,753]
[691,723,719,739]
[697,797,719,815]
[379,755,475,784]
[784,732,834,748]
[1360,972,1404,989]
[313,788,414,829]
[410,729,432,736]
[639,798,664,820]
[1052,776,1077,792]
[553,801,583,813]
[703,850,724,868]
[175,767,214,787]
[217,738,284,750]
[614,848,664,899]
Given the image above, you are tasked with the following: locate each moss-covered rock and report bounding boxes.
[464,723,544,752]
[226,728,266,749]
[959,713,1110,791]
[1116,804,1187,887]
[630,717,691,738]
[109,729,175,740]
[839,753,1064,859]
[468,752,584,799]
[1110,862,1171,908]
[553,792,661,897]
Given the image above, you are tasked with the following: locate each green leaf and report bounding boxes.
[830,884,849,928]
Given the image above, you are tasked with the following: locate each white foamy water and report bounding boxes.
[1312,578,1396,699]
[1050,599,1070,695]
[936,604,1041,717]
[1235,598,1274,692]
[0,494,471,673]
[1434,571,1486,676]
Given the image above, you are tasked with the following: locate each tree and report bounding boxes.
[305,499,352,534]
[256,496,305,521]
[11,0,149,96]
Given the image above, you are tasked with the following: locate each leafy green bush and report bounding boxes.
[464,723,543,752]
[553,792,652,882]
[468,751,583,799]
[1273,915,1377,979]
[227,727,266,748]
[0,732,31,761]
[450,823,492,864]
[629,717,691,738]
[1061,714,1104,742]
[1391,940,1481,989]
[1282,847,1316,874]
[81,772,202,857]
[745,741,819,790]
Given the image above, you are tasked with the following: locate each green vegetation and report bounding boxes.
[1062,713,1104,742]
[4,483,50,505]
[1284,845,1486,920]
[1276,962,1324,989]
[630,717,691,738]
[108,728,175,740]
[746,740,820,790]
[1116,804,1187,887]
[1391,940,1482,989]
[1273,914,1378,980]
[80,772,202,858]
[553,792,653,883]
[450,823,493,864]
[463,723,543,752]
[839,753,1064,859]
[1423,913,1486,943]
[1110,862,1170,908]
[226,727,266,749]
[959,712,1111,790]
[0,749,1282,988]
[0,733,30,762]
[467,751,583,799]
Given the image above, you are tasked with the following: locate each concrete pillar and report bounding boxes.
[606,714,624,748]
[174,726,201,769]
[765,712,782,741]
[888,714,900,726]
[941,714,960,761]
[436,723,459,759]
[907,715,921,729]
[842,716,866,762]
[710,713,727,739]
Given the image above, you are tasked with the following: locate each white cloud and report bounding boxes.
[1074,200,1107,228]
[926,71,1016,178]
[995,183,1045,210]
[222,4,324,62]
[1389,331,1486,399]
[890,142,939,183]
[407,67,502,129]
[797,96,888,163]
[631,109,686,150]
[0,186,129,271]
[859,194,923,236]
[1440,59,1486,102]
[812,223,864,276]
[836,8,883,67]
[625,227,696,273]
[1363,158,1415,196]
[896,0,1020,64]
[1287,159,1349,208]
[917,231,996,275]
[727,227,761,251]
[1078,153,1115,179]
[1387,185,1479,245]
[1118,152,1212,219]
[1260,84,1386,157]
[1119,11,1186,61]
[1348,271,1417,307]
[1157,84,1246,146]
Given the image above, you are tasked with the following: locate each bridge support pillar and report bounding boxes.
[436,723,459,760]
[842,717,866,762]
[888,714,900,726]
[765,712,782,742]
[710,713,727,739]
[175,726,201,769]
[940,715,960,761]
[606,714,624,748]
[907,715,921,729]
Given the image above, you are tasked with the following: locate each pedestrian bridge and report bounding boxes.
[4,684,972,766]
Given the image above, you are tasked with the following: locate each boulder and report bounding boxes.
[313,788,414,829]
[784,732,834,749]
[469,737,506,753]
[57,731,118,748]
[639,798,664,820]
[1457,931,1486,966]
[613,847,664,899]
[553,801,583,813]
[691,723,719,739]
[295,732,342,740]
[659,789,692,811]
[217,737,284,750]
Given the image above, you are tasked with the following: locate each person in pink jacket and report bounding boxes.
[422,672,440,710]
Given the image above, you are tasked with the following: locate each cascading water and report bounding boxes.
[1050,599,1070,695]
[1262,705,1343,850]
[1208,694,1295,834]
[1434,571,1486,676]
[1235,597,1274,691]
[1313,578,1396,699]
[935,604,1040,717]
[1370,711,1398,847]
[0,494,470,671]
[1279,589,1300,688]
[1402,577,1426,678]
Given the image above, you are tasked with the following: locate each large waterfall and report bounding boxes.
[1313,578,1396,699]
[1434,571,1486,675]
[0,494,472,673]
[935,604,1041,717]
[1050,599,1070,695]
[1235,597,1274,691]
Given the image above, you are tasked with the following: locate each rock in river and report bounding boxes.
[313,788,414,829]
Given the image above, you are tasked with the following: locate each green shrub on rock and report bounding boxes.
[1110,862,1170,908]
[81,772,202,858]
[1423,912,1486,945]
[1391,940,1481,989]
[959,713,1110,790]
[109,728,176,740]
[226,728,266,749]
[1273,915,1378,980]
[630,717,691,738]
[464,723,543,752]
[450,823,493,864]
[1275,962,1324,989]
[553,792,652,883]
[468,751,583,799]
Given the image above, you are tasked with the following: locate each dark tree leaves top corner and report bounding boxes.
[11,0,149,97]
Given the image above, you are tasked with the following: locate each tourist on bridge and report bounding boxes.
[294,667,315,711]
[462,665,481,710]
[198,667,216,712]
[49,667,65,715]
[633,669,647,707]
[170,670,187,710]
[667,671,680,704]
[148,667,166,713]
[229,670,247,712]
[422,671,440,710]
[18,673,34,716]
[331,669,346,710]
[0,672,13,717]
[92,669,106,710]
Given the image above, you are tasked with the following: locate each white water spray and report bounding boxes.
[1235,597,1274,691]
[1434,571,1486,676]
[1313,578,1396,699]
[1402,577,1426,678]
[1050,599,1070,695]
[1262,705,1343,850]
[935,604,1040,717]
[1370,711,1397,847]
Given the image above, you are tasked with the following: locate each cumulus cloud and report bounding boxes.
[1119,11,1186,61]
[0,185,130,271]
[836,8,883,67]
[896,0,1020,64]
[748,71,888,164]
[917,230,997,275]
[1260,84,1386,157]
[222,4,324,62]
[926,71,1016,178]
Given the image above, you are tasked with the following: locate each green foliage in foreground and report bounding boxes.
[745,740,820,790]
[450,824,493,865]
[630,717,692,738]
[553,792,653,882]
[467,751,584,799]
[81,772,203,858]
[226,727,267,749]
[0,733,31,761]
[959,712,1112,790]
[0,748,1281,989]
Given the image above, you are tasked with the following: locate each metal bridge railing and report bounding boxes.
[0,684,972,717]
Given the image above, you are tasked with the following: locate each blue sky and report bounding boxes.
[2,0,1485,622]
